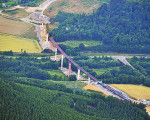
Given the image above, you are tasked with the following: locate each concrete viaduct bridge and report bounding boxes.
[34,24,138,103]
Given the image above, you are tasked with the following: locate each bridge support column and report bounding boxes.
[88,76,90,85]
[44,29,46,35]
[42,23,43,27]
[61,54,63,70]
[46,33,49,42]
[68,62,71,76]
[55,48,57,61]
[77,69,80,80]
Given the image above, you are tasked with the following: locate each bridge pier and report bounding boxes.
[68,62,71,76]
[46,33,49,42]
[49,41,52,49]
[44,28,46,35]
[88,76,90,85]
[35,30,38,35]
[42,23,43,27]
[55,48,57,61]
[77,69,80,80]
[61,54,64,70]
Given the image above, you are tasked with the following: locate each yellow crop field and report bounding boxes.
[0,33,42,53]
[110,84,150,99]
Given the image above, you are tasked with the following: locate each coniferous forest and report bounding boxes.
[52,0,150,53]
[0,55,150,120]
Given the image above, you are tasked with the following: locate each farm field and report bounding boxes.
[110,84,150,99]
[0,16,32,35]
[0,33,42,53]
[58,40,102,48]
[20,25,37,39]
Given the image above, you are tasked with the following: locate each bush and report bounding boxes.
[69,75,76,81]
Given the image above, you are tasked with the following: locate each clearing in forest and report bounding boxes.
[0,33,42,53]
[58,40,102,48]
[0,16,32,35]
[47,70,64,76]
[110,84,150,99]
[92,67,120,75]
[54,81,86,89]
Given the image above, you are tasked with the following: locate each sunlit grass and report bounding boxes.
[54,81,86,89]
[47,70,64,76]
[58,40,102,48]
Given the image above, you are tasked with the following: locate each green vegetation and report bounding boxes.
[97,64,150,87]
[0,55,150,120]
[54,81,86,89]
[71,55,150,87]
[73,56,121,69]
[0,1,17,9]
[52,0,150,53]
[0,0,45,7]
[58,40,102,48]
[93,67,119,75]
[129,56,150,86]
[47,69,64,76]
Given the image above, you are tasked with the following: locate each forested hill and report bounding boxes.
[52,0,150,53]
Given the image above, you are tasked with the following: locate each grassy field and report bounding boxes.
[58,40,102,48]
[0,16,32,35]
[47,69,64,76]
[44,0,109,18]
[53,81,86,89]
[0,33,42,53]
[110,84,150,99]
[92,67,119,75]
